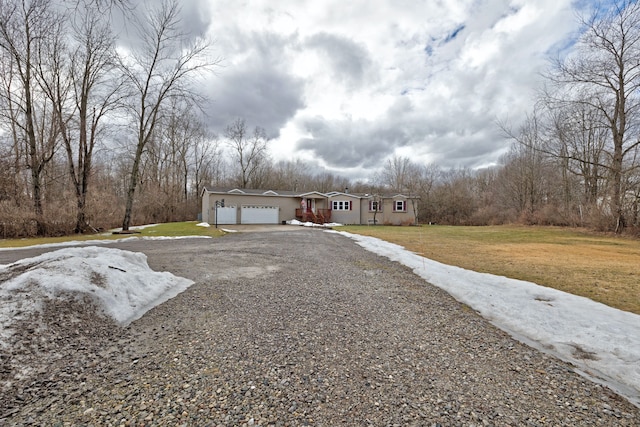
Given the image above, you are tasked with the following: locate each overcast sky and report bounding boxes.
[171,0,584,180]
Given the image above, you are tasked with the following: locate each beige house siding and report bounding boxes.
[359,197,414,225]
[386,197,415,225]
[326,194,362,225]
[206,193,300,224]
[201,188,418,225]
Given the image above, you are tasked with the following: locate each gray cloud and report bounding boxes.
[110,0,213,53]
[203,67,305,139]
[177,0,212,38]
[292,83,511,172]
[296,116,408,168]
[201,30,306,138]
[305,33,376,88]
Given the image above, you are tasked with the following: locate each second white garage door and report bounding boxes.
[240,205,279,224]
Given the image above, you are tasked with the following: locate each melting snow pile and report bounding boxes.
[0,246,194,349]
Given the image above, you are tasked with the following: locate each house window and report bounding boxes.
[394,200,407,212]
[369,201,382,212]
[332,200,351,211]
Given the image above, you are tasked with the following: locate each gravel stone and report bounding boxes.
[1,229,639,426]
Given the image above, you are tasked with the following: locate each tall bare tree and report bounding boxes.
[497,113,555,221]
[0,47,27,205]
[224,118,270,189]
[44,6,123,233]
[549,0,640,232]
[191,128,220,200]
[550,103,609,210]
[378,155,410,192]
[0,0,62,234]
[119,0,216,231]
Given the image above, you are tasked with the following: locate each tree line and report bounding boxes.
[0,0,218,236]
[0,0,638,237]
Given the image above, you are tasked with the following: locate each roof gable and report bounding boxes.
[298,191,327,198]
[327,192,361,199]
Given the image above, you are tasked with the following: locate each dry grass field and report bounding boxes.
[340,225,640,315]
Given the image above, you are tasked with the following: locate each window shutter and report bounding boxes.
[349,201,352,210]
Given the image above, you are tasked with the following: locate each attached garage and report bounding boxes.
[241,205,279,224]
[215,206,237,224]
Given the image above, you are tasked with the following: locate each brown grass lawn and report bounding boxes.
[340,225,640,315]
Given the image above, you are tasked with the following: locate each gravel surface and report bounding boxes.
[1,228,639,426]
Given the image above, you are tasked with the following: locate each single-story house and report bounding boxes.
[201,187,418,225]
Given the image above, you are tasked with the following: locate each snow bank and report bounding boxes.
[334,230,640,407]
[0,246,194,348]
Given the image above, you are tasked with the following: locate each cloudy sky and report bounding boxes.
[174,0,584,180]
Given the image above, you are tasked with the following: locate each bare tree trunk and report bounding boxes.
[122,142,144,230]
[119,0,216,231]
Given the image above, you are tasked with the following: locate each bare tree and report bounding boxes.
[378,155,410,192]
[430,168,477,225]
[43,6,123,233]
[191,129,220,199]
[137,100,213,221]
[312,171,350,194]
[0,0,63,234]
[0,47,28,205]
[377,156,436,224]
[502,114,552,217]
[549,0,640,232]
[412,162,439,224]
[549,103,609,213]
[118,0,217,231]
[224,118,270,189]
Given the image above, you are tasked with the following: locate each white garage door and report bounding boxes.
[215,206,237,224]
[241,205,279,224]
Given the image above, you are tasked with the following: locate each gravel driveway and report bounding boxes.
[1,228,639,426]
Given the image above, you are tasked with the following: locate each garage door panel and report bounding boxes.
[216,206,237,224]
[241,205,279,224]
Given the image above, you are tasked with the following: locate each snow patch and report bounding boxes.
[287,219,343,227]
[0,246,194,350]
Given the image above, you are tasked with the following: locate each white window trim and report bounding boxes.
[394,200,407,212]
[332,200,352,211]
